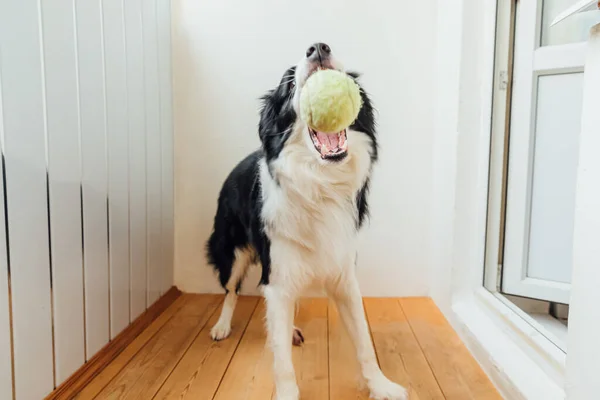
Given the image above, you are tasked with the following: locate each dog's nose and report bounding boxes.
[306,43,331,62]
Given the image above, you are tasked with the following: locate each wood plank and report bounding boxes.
[0,0,55,396]
[92,294,221,399]
[400,297,502,400]
[364,298,445,400]
[47,287,182,400]
[213,300,275,400]
[328,302,370,399]
[292,298,329,400]
[75,0,111,360]
[154,296,259,399]
[47,295,503,400]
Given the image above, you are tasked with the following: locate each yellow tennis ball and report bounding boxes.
[299,69,362,134]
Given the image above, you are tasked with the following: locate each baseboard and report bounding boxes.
[45,286,182,400]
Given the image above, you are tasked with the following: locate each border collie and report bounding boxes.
[206,43,407,400]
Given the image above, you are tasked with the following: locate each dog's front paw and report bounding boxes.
[368,376,408,400]
[210,321,232,341]
[275,382,300,400]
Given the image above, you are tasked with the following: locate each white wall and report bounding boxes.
[172,0,438,296]
[429,0,463,306]
[430,0,493,308]
[429,0,522,320]
[566,23,600,399]
[0,1,174,398]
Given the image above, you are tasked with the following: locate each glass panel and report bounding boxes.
[541,0,600,46]
[527,72,584,284]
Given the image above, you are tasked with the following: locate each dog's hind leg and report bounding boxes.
[210,247,253,341]
[292,301,304,346]
[292,327,304,346]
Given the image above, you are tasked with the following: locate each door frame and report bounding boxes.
[483,0,515,294]
[485,0,581,352]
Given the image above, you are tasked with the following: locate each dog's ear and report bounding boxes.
[258,66,296,125]
[345,71,378,161]
[346,71,361,80]
[258,66,297,160]
[271,66,297,104]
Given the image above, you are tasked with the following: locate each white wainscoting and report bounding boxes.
[0,1,174,398]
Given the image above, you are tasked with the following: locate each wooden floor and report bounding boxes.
[73,294,502,399]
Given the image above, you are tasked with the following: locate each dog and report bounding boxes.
[206,43,407,400]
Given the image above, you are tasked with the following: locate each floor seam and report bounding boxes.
[397,298,447,400]
[150,295,225,399]
[211,297,261,400]
[89,295,190,400]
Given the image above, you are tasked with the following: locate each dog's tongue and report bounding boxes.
[316,131,339,149]
[311,129,348,158]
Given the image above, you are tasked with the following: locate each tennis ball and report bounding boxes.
[299,69,362,134]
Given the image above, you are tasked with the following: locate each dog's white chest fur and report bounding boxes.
[259,127,373,287]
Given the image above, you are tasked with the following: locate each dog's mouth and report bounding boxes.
[303,64,336,84]
[308,65,332,76]
[302,63,348,161]
[309,128,348,161]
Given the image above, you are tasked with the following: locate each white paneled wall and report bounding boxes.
[142,0,163,307]
[0,0,174,398]
[0,2,54,399]
[158,0,174,297]
[103,0,131,340]
[76,0,111,360]
[124,0,148,323]
[42,0,86,384]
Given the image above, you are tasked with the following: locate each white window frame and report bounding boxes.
[499,0,589,305]
[483,0,572,353]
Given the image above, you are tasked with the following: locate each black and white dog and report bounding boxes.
[206,43,407,400]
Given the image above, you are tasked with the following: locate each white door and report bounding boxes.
[503,0,600,304]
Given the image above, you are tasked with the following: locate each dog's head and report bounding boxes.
[258,43,377,167]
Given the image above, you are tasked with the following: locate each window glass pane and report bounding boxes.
[541,0,600,46]
[527,73,584,284]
